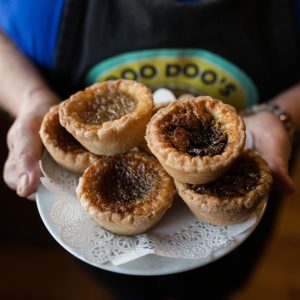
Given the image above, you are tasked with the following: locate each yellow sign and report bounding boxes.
[86,49,258,111]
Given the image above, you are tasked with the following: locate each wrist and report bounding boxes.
[271,83,300,130]
[19,86,60,118]
[243,102,295,141]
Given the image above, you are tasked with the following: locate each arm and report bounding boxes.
[244,83,300,195]
[0,31,59,198]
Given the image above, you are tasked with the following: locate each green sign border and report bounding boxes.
[86,49,258,106]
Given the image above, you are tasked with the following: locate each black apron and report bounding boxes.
[53,0,299,105]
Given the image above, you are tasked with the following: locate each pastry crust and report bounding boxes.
[145,96,245,184]
[76,152,175,235]
[59,80,153,155]
[175,149,273,225]
[137,101,171,154]
[39,105,99,173]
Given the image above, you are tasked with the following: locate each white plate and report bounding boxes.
[36,90,258,275]
[36,178,266,276]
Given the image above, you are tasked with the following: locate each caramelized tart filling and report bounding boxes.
[77,90,136,125]
[84,157,159,213]
[51,112,86,154]
[160,106,227,157]
[191,154,260,199]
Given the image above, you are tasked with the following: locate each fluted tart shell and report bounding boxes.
[39,105,99,173]
[175,149,273,225]
[76,152,175,235]
[59,80,153,155]
[145,96,245,184]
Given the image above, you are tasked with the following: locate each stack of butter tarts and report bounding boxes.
[40,80,175,235]
[40,79,272,236]
[146,96,273,225]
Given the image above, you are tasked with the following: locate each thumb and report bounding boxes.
[267,156,294,195]
[4,145,41,198]
[16,158,41,197]
[11,125,42,198]
[15,146,42,197]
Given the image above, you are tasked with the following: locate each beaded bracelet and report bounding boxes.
[243,102,295,140]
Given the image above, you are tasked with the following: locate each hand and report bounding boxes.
[3,92,58,199]
[3,113,44,199]
[244,112,294,195]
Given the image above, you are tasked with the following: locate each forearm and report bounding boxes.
[0,30,59,118]
[0,31,60,198]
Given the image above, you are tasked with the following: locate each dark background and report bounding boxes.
[0,109,299,300]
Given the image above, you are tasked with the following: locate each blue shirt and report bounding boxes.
[0,0,64,68]
[0,0,299,69]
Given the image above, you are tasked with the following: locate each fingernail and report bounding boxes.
[17,174,29,196]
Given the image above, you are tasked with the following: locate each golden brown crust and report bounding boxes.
[145,96,246,184]
[76,152,175,235]
[39,105,100,173]
[59,80,153,155]
[175,149,273,225]
[137,102,171,154]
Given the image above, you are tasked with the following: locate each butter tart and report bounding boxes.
[40,105,99,173]
[59,80,153,155]
[76,152,175,235]
[137,101,171,154]
[175,149,273,225]
[145,96,245,184]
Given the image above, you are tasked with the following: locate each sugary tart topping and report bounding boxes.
[83,156,160,213]
[191,154,260,199]
[160,105,227,157]
[54,125,86,153]
[77,90,136,125]
[48,109,86,154]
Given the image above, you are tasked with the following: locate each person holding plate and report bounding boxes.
[0,0,299,299]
